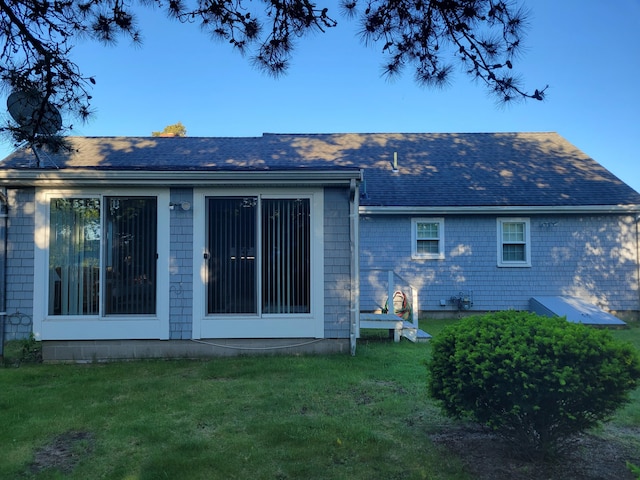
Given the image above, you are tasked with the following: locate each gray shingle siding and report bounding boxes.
[3,189,35,340]
[169,188,194,340]
[323,187,352,338]
[360,214,639,315]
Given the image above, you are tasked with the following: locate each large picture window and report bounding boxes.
[206,197,310,316]
[48,196,157,316]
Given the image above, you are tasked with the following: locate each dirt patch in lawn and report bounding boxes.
[30,430,95,474]
[431,425,640,480]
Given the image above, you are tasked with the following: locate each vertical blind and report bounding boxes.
[262,199,310,314]
[207,197,257,314]
[206,197,311,316]
[105,197,157,315]
[48,196,157,316]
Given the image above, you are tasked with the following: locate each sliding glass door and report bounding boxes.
[206,196,311,316]
[48,196,157,316]
[261,198,310,314]
[207,197,257,314]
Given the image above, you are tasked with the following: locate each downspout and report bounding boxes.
[636,213,640,319]
[0,188,8,360]
[349,174,362,356]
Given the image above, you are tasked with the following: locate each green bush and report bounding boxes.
[427,311,640,459]
[628,461,640,480]
[20,333,42,363]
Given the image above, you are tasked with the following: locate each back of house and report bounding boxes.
[0,132,638,360]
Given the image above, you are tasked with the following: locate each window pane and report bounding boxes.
[417,222,438,239]
[503,244,526,262]
[262,199,310,314]
[417,239,439,254]
[207,197,257,314]
[48,198,101,315]
[503,222,525,242]
[105,197,157,315]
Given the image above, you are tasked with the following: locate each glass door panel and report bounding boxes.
[207,197,257,314]
[262,199,310,314]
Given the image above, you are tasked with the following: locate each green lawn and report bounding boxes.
[1,318,639,480]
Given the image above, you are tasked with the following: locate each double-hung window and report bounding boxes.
[497,218,531,267]
[412,218,445,259]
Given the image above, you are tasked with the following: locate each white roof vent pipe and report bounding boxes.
[392,151,399,172]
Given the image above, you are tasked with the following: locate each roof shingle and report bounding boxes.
[2,132,638,208]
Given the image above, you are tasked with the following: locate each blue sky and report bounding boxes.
[2,0,639,193]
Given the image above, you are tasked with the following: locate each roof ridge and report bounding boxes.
[262,131,560,136]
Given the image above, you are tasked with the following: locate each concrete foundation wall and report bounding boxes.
[42,338,350,362]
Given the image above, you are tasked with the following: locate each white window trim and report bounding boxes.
[497,217,531,267]
[33,188,170,340]
[192,188,325,339]
[411,217,445,260]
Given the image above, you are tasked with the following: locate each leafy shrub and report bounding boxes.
[20,333,42,364]
[427,311,640,459]
[2,334,42,367]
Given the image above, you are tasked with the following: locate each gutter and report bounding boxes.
[637,214,640,316]
[0,188,7,359]
[0,169,362,188]
[360,204,640,215]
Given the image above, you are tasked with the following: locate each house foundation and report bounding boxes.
[42,338,350,363]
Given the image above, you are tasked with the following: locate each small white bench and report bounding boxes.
[360,313,404,342]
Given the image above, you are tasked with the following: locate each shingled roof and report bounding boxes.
[2,132,639,209]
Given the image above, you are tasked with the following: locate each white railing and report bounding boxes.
[362,268,419,328]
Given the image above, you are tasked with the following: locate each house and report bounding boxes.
[354,133,640,323]
[0,133,639,360]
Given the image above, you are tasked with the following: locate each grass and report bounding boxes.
[1,318,638,480]
[607,320,640,428]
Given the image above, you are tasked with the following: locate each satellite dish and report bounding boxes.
[7,90,62,136]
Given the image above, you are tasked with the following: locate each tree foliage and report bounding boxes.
[427,312,640,459]
[152,121,187,137]
[0,0,547,148]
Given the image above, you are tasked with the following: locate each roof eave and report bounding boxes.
[359,205,640,215]
[0,168,364,187]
